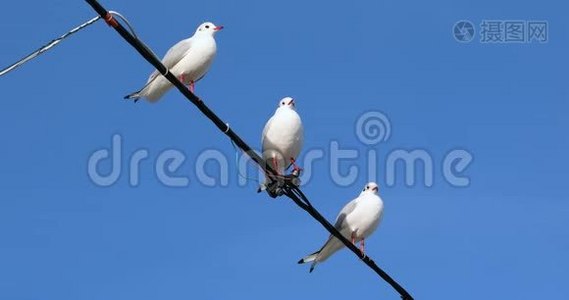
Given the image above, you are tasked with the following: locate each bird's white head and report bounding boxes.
[361,182,379,195]
[195,22,224,36]
[277,97,296,110]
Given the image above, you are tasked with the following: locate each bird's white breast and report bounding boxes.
[172,36,217,83]
[347,194,384,240]
[262,109,303,167]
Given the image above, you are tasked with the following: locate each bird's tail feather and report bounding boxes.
[298,250,320,273]
[124,78,155,102]
[124,90,141,102]
[257,181,267,193]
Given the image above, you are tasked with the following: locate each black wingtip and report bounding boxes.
[123,94,140,103]
[297,258,304,264]
[309,266,315,273]
[124,90,141,101]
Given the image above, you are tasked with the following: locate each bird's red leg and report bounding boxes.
[351,232,356,245]
[272,157,280,175]
[178,75,195,93]
[290,157,303,173]
[360,238,366,256]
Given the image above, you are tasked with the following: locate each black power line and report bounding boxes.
[84,1,413,299]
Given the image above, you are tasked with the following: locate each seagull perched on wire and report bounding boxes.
[298,182,384,272]
[258,97,303,191]
[124,22,223,102]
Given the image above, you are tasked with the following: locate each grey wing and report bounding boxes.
[295,120,304,155]
[315,198,359,255]
[261,115,275,151]
[146,38,193,83]
[333,198,359,231]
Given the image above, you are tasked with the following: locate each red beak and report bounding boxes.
[288,99,295,106]
[214,25,224,31]
[372,186,378,192]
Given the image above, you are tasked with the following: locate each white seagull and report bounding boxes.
[298,182,384,272]
[124,22,223,102]
[260,97,304,185]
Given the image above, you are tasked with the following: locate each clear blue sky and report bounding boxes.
[0,0,567,299]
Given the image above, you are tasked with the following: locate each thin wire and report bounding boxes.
[229,139,294,184]
[0,11,160,78]
[290,185,312,207]
[108,11,165,75]
[229,140,296,184]
[230,140,260,183]
[108,11,137,38]
[0,15,101,77]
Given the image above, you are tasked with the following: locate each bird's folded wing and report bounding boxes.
[333,198,359,231]
[261,115,275,146]
[147,38,193,83]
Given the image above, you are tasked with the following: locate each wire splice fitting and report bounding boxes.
[104,13,118,27]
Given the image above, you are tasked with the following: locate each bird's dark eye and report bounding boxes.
[205,25,210,29]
